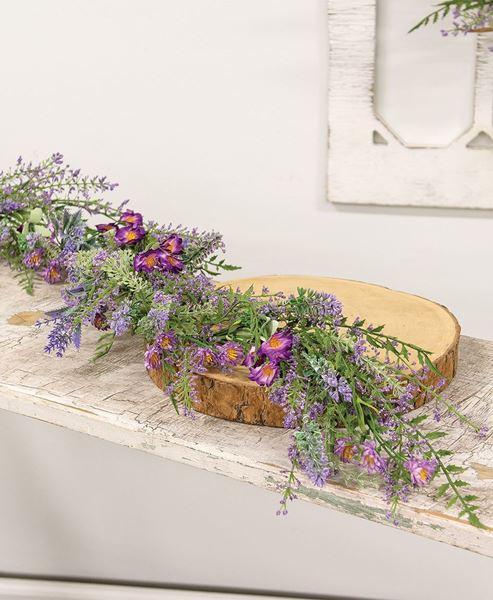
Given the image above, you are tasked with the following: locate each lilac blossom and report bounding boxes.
[305,291,343,326]
[44,316,78,358]
[109,302,131,336]
[322,368,352,403]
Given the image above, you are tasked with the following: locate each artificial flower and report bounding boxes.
[249,361,279,386]
[259,330,293,363]
[121,210,143,227]
[114,225,145,246]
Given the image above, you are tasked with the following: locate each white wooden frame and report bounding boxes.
[328,0,493,209]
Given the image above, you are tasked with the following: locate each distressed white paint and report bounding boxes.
[328,0,493,208]
[0,267,492,558]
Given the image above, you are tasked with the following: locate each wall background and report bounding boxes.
[0,1,491,599]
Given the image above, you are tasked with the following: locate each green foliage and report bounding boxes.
[410,1,493,32]
[92,332,116,362]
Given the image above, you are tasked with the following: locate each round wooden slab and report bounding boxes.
[148,276,460,427]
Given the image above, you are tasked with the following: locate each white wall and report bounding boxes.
[0,1,491,598]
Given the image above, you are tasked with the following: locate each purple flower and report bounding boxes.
[360,440,386,474]
[160,252,184,273]
[0,199,26,214]
[249,361,279,386]
[217,342,244,366]
[115,225,145,246]
[93,312,110,331]
[161,234,183,254]
[479,425,489,439]
[304,291,343,327]
[322,369,352,403]
[133,248,165,272]
[95,222,117,233]
[156,331,176,352]
[44,316,77,358]
[144,344,162,370]
[92,249,109,268]
[42,260,63,284]
[192,347,217,372]
[109,302,131,336]
[23,248,44,269]
[243,346,257,368]
[404,457,437,487]
[334,437,357,463]
[121,210,143,227]
[259,330,293,363]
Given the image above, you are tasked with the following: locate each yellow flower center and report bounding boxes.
[263,364,275,375]
[127,230,137,241]
[160,337,172,349]
[268,337,282,349]
[145,256,156,267]
[342,445,354,461]
[149,352,160,368]
[227,348,239,360]
[419,468,428,481]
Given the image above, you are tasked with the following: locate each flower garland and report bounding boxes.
[0,154,487,527]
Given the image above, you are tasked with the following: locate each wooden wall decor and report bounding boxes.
[327,0,493,209]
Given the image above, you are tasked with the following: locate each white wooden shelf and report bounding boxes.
[0,265,492,557]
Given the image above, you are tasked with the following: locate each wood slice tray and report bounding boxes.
[148,276,460,427]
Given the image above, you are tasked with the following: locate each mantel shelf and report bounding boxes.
[0,265,492,557]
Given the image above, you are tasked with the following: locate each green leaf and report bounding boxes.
[409,415,428,427]
[33,224,51,237]
[28,207,43,224]
[426,431,447,440]
[436,449,453,457]
[447,496,458,508]
[453,480,469,488]
[467,513,488,530]
[446,465,466,474]
[436,483,449,498]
